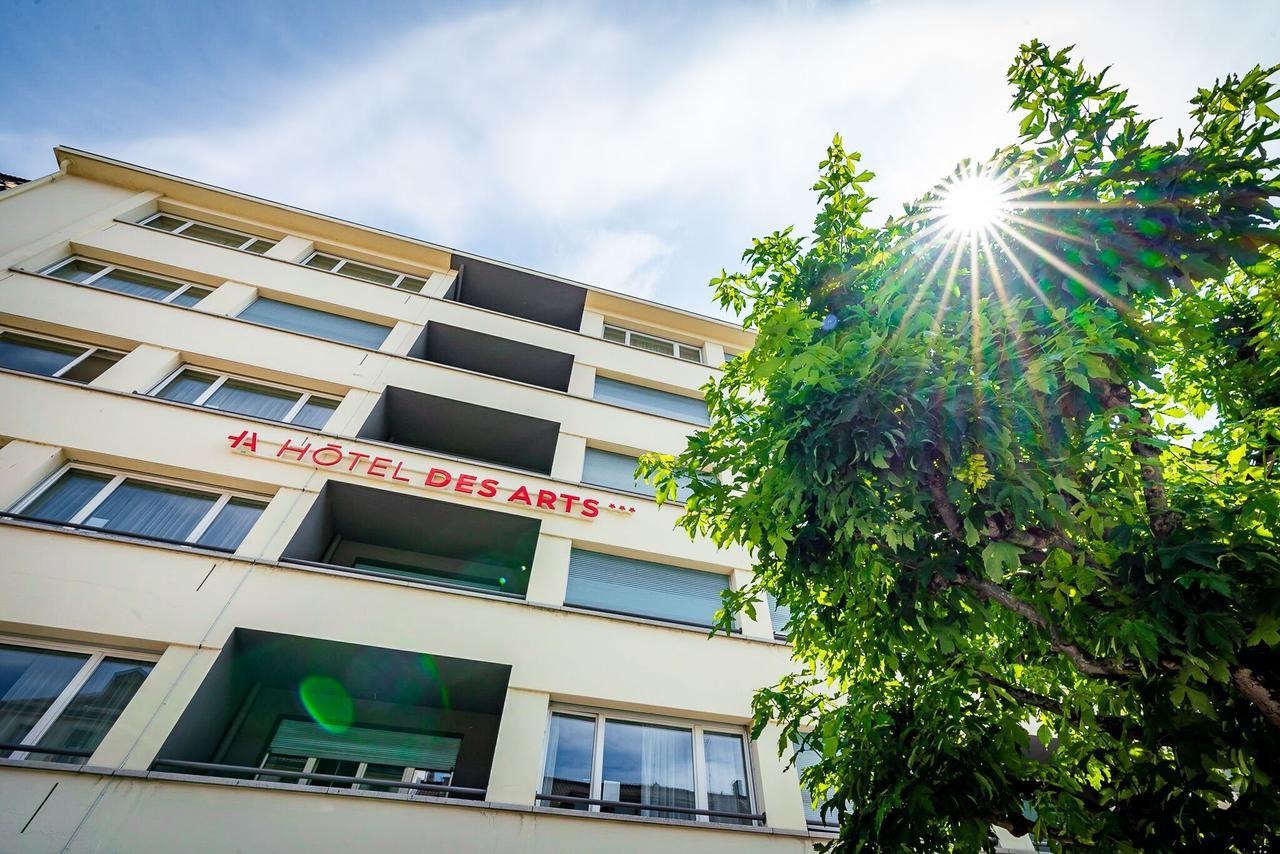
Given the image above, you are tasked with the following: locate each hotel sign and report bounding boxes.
[226,428,637,519]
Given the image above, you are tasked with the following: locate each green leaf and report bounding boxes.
[981,542,1024,581]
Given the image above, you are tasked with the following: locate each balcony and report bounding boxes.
[151,630,509,801]
[447,257,586,331]
[358,386,560,475]
[280,481,540,597]
[410,321,574,392]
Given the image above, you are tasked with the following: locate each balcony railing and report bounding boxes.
[151,758,486,799]
[534,792,765,824]
[0,741,95,761]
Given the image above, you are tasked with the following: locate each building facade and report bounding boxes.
[0,148,836,852]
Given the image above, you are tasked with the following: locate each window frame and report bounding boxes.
[602,323,703,363]
[257,752,449,794]
[0,634,159,762]
[147,366,342,428]
[0,327,126,381]
[301,251,429,293]
[138,212,276,254]
[40,256,213,307]
[541,705,758,825]
[9,463,270,549]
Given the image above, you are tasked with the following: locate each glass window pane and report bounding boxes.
[46,259,106,283]
[290,396,339,430]
[601,720,695,820]
[335,261,397,286]
[196,498,266,550]
[244,239,275,255]
[155,370,219,404]
[359,762,408,793]
[21,470,113,522]
[169,286,211,307]
[144,215,186,232]
[398,277,426,294]
[32,657,153,763]
[238,298,391,349]
[59,350,123,384]
[678,345,703,363]
[92,269,182,301]
[0,644,89,753]
[628,332,676,357]
[703,732,753,824]
[259,752,310,784]
[180,223,250,248]
[204,378,299,421]
[0,333,85,377]
[304,254,340,271]
[86,480,218,542]
[602,326,627,344]
[308,757,360,788]
[541,713,595,810]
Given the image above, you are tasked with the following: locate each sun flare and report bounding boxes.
[936,173,1010,236]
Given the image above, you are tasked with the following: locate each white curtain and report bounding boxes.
[638,724,694,819]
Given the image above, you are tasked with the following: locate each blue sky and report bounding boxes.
[2,0,1276,317]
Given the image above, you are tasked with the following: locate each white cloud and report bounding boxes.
[8,0,1276,316]
[557,228,674,300]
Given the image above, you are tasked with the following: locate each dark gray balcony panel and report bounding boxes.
[448,256,586,331]
[359,387,560,475]
[411,321,574,392]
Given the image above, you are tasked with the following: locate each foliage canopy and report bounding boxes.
[644,42,1280,852]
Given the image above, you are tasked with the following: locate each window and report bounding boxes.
[42,257,213,307]
[541,709,757,825]
[257,720,461,795]
[582,448,693,503]
[767,593,792,639]
[151,367,340,429]
[565,549,729,628]
[140,212,276,254]
[303,251,428,294]
[602,324,702,363]
[794,743,840,830]
[0,639,156,763]
[593,376,709,425]
[238,297,392,349]
[0,329,125,383]
[11,466,268,551]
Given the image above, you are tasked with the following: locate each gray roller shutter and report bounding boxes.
[269,720,460,770]
[239,298,391,349]
[566,548,727,627]
[593,376,709,425]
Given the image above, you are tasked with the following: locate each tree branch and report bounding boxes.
[953,571,1138,678]
[1232,667,1280,729]
[1100,382,1181,539]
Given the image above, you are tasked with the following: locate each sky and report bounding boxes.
[2,0,1277,318]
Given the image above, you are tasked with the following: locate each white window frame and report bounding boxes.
[9,463,269,546]
[0,327,126,380]
[542,705,758,824]
[257,752,447,794]
[1,634,159,762]
[148,366,341,427]
[40,256,213,307]
[301,251,428,293]
[602,323,703,363]
[138,212,276,254]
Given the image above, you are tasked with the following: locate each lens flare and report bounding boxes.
[937,173,1009,235]
[418,654,451,709]
[298,675,354,734]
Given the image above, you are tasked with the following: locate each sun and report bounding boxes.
[936,173,1010,236]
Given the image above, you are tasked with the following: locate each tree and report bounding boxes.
[643,42,1280,851]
